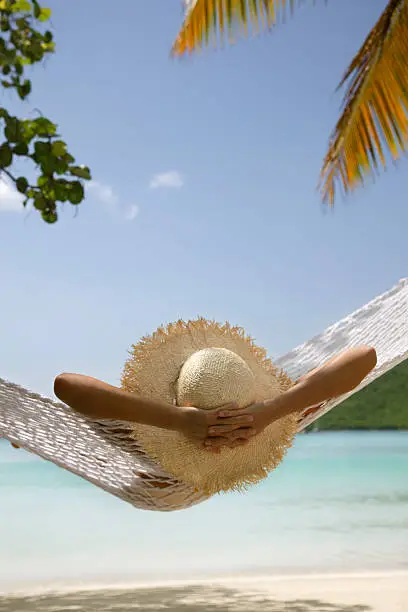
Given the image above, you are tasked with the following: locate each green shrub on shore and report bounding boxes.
[307,358,408,431]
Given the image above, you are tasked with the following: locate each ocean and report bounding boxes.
[1,432,407,606]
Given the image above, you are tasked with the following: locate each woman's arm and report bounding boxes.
[54,373,185,429]
[53,373,253,442]
[266,345,377,420]
[206,346,377,446]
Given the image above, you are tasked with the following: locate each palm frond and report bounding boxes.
[172,0,309,56]
[320,0,408,204]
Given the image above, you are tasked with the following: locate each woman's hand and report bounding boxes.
[202,401,270,450]
[178,403,255,452]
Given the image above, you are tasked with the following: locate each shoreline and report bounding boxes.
[1,568,408,596]
[1,571,407,612]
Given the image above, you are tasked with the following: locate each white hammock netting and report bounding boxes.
[0,278,407,512]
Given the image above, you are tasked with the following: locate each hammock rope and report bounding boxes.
[0,278,407,512]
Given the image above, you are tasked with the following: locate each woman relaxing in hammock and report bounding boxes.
[53,345,377,452]
[8,317,377,499]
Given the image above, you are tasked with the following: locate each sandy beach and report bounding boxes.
[1,572,407,612]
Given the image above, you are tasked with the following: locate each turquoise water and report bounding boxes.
[1,432,407,592]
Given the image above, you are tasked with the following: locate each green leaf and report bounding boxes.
[11,0,32,12]
[38,7,52,22]
[69,165,91,180]
[17,79,31,99]
[13,142,29,155]
[34,140,51,157]
[54,179,69,202]
[54,158,68,174]
[33,141,55,173]
[41,40,55,53]
[51,140,67,157]
[16,17,29,28]
[26,39,45,62]
[0,19,10,33]
[33,194,46,210]
[33,117,56,136]
[16,176,28,193]
[19,56,33,66]
[42,184,56,200]
[0,142,13,168]
[3,46,16,62]
[67,180,84,205]
[4,117,21,142]
[2,65,11,76]
[37,175,48,187]
[62,152,75,164]
[20,120,36,143]
[41,209,57,223]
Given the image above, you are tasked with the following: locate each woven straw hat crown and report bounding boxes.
[177,347,256,410]
[122,318,298,496]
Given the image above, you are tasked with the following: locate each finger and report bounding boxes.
[215,414,254,427]
[208,424,253,436]
[204,429,255,448]
[205,403,236,419]
[207,406,253,426]
[225,428,256,441]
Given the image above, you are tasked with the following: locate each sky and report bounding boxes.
[0,0,407,397]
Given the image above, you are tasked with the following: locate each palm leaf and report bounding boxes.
[172,0,311,56]
[320,0,408,204]
[173,1,408,205]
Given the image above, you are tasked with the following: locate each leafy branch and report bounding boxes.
[0,0,91,223]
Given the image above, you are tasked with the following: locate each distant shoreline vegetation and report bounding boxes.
[306,358,408,432]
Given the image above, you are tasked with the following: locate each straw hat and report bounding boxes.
[122,318,298,496]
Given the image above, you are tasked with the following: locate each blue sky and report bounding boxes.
[0,0,406,396]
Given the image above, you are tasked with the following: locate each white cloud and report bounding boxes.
[87,180,138,222]
[0,178,24,213]
[87,180,119,206]
[149,171,184,189]
[125,204,139,221]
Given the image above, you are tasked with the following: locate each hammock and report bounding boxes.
[0,278,407,512]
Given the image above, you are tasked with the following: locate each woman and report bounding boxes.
[53,345,377,451]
